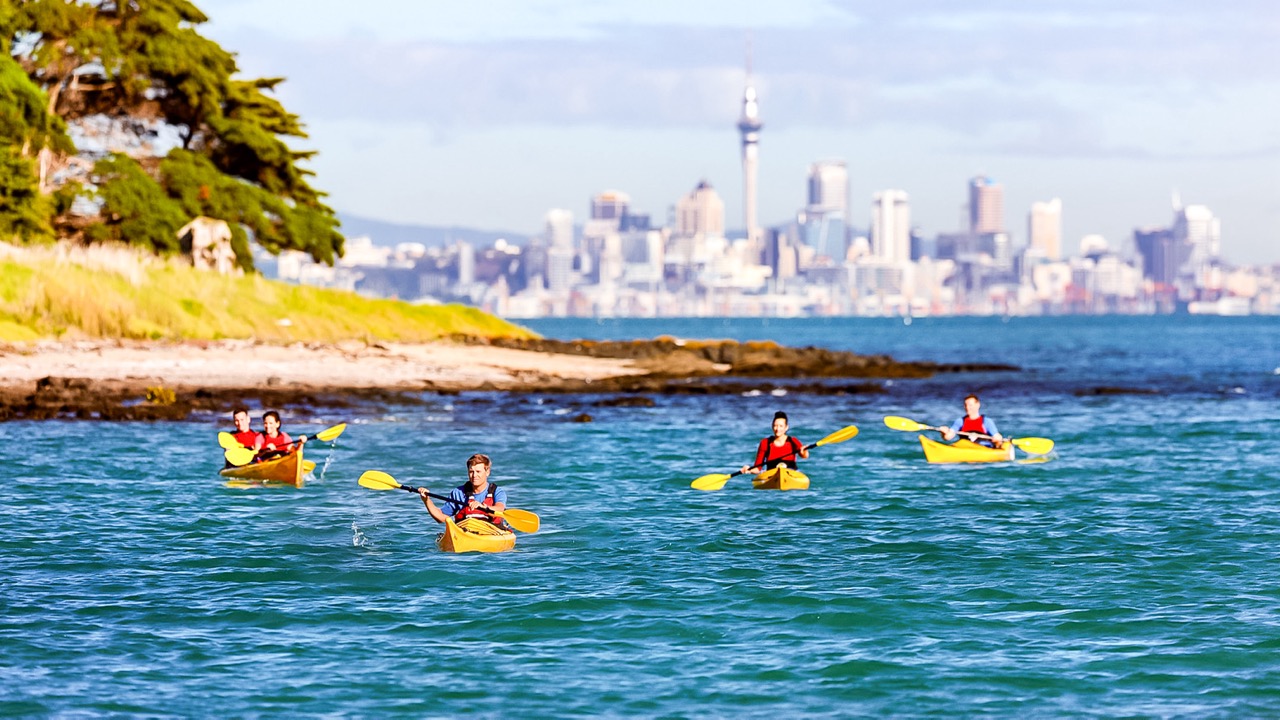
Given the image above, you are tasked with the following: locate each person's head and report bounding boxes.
[771,410,789,437]
[963,394,981,415]
[232,407,251,432]
[263,410,281,435]
[466,453,491,486]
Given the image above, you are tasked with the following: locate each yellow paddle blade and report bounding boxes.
[883,416,927,432]
[358,470,402,490]
[815,424,859,446]
[302,459,317,474]
[224,446,256,466]
[313,423,347,443]
[217,431,240,450]
[690,473,731,491]
[500,508,540,533]
[1012,437,1055,455]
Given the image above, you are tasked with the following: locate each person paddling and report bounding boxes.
[228,407,262,452]
[256,410,306,460]
[941,393,1009,449]
[418,454,513,530]
[742,411,808,475]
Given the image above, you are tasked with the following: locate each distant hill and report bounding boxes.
[337,213,533,248]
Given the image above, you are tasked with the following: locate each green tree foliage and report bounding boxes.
[87,153,187,252]
[2,0,343,265]
[0,51,69,240]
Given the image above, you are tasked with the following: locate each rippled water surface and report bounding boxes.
[3,316,1279,716]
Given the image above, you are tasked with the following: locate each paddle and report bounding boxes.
[222,423,349,466]
[223,446,257,466]
[882,415,1055,455]
[690,424,860,491]
[357,470,540,533]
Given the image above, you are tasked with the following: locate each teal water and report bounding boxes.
[3,316,1280,716]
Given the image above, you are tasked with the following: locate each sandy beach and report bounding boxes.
[0,339,648,393]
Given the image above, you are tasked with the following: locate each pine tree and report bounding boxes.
[2,0,343,267]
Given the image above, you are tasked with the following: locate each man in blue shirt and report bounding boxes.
[419,453,509,526]
[941,394,1008,448]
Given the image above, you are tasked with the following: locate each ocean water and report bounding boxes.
[3,315,1279,717]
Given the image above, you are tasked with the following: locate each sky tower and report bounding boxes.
[737,47,763,260]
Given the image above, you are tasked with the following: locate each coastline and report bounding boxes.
[0,339,646,391]
[0,337,1017,421]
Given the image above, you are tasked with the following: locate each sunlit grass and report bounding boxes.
[0,242,535,342]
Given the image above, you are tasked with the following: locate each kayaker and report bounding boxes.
[418,454,512,530]
[228,407,262,452]
[256,410,306,460]
[941,394,1009,448]
[742,411,808,475]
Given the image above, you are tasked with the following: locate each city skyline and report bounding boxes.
[200,0,1280,265]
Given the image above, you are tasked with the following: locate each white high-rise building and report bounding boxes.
[545,208,574,251]
[807,160,848,217]
[1175,203,1221,269]
[676,180,725,238]
[871,190,911,264]
[1028,198,1062,260]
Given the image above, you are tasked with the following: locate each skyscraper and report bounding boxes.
[738,53,763,259]
[545,208,576,293]
[675,180,725,238]
[968,176,1004,235]
[545,208,574,251]
[590,191,630,223]
[807,160,848,217]
[1028,198,1062,260]
[871,190,911,265]
[1174,203,1220,270]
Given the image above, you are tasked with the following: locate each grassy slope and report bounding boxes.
[0,247,534,343]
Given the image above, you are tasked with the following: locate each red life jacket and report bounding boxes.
[960,415,988,435]
[454,482,500,522]
[756,436,803,470]
[259,431,293,453]
[232,430,261,449]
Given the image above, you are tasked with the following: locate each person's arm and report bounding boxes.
[797,440,809,460]
[489,486,508,514]
[418,488,453,524]
[985,418,1004,444]
[742,439,767,474]
[942,419,961,441]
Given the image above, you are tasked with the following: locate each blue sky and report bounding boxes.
[199,0,1280,264]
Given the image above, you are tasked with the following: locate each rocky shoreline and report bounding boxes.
[0,336,1018,421]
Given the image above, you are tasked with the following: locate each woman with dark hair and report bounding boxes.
[741,411,808,475]
[257,410,307,460]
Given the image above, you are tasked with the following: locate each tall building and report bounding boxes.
[807,160,848,217]
[871,190,911,265]
[968,176,1004,235]
[737,53,763,258]
[545,208,574,251]
[1134,226,1182,285]
[1028,198,1062,260]
[675,180,725,238]
[590,191,630,223]
[1174,202,1220,270]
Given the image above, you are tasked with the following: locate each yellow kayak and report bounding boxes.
[437,517,516,553]
[751,466,810,491]
[219,448,305,486]
[919,435,1014,464]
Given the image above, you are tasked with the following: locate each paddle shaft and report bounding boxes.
[746,439,820,472]
[937,427,1007,445]
[396,484,507,517]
